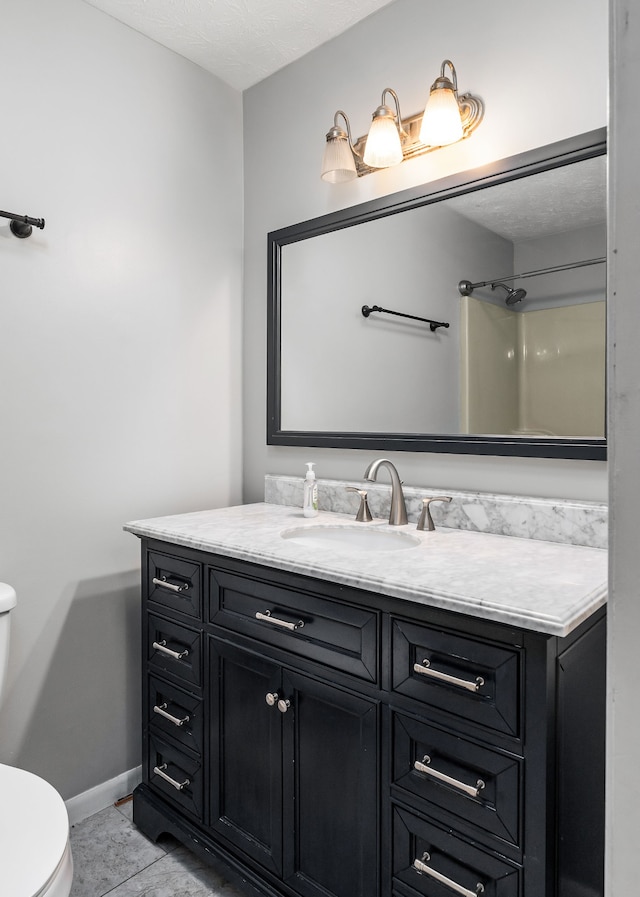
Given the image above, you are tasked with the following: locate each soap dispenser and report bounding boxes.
[303,463,318,518]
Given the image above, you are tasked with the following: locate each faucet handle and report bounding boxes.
[417,496,452,532]
[345,486,373,522]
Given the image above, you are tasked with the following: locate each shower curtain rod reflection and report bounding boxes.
[361,304,449,332]
[458,256,606,296]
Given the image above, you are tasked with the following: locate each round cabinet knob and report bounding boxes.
[265,692,279,707]
[277,698,291,714]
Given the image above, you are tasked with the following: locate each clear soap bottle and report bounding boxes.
[303,462,318,517]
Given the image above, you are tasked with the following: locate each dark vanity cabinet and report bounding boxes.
[208,639,378,897]
[134,539,606,897]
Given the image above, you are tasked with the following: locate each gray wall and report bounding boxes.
[0,0,243,798]
[243,0,608,502]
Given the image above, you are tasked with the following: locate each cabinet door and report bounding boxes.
[209,638,283,876]
[281,670,379,897]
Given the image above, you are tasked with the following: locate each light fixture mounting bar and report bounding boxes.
[352,91,483,177]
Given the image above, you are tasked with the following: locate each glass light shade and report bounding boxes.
[419,87,464,147]
[363,113,403,168]
[321,135,357,183]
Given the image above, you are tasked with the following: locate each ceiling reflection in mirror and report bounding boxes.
[268,130,607,459]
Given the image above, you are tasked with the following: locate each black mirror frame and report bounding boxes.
[267,128,607,461]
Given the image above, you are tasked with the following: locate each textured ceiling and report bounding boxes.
[81,0,397,90]
[447,156,606,242]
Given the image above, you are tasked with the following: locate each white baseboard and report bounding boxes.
[65,766,142,826]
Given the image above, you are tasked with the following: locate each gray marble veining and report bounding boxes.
[124,502,607,637]
[70,801,246,897]
[70,805,167,897]
[265,475,608,549]
[106,845,244,897]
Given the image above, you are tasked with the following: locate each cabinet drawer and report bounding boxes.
[147,550,201,619]
[148,733,203,822]
[392,712,521,851]
[209,568,378,682]
[392,805,520,897]
[148,614,202,688]
[391,618,521,737]
[147,676,204,757]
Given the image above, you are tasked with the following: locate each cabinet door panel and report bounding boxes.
[556,621,606,897]
[282,671,379,897]
[209,639,283,876]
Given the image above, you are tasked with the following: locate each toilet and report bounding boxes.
[0,583,74,897]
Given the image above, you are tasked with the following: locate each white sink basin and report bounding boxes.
[280,524,420,552]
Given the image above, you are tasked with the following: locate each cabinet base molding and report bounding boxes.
[133,784,283,897]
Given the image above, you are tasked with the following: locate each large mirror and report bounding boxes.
[267,129,606,460]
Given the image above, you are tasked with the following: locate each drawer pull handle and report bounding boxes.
[153,702,190,727]
[255,610,304,632]
[153,763,190,792]
[277,698,291,714]
[414,755,485,798]
[414,853,484,897]
[414,659,484,693]
[153,639,190,661]
[152,576,189,593]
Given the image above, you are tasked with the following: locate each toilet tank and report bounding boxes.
[0,584,17,706]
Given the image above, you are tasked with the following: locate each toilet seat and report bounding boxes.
[0,763,73,897]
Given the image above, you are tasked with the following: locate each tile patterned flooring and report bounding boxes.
[69,799,246,897]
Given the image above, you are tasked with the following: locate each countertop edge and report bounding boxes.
[123,509,607,638]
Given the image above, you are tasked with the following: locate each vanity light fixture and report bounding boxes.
[320,58,483,183]
[320,111,358,184]
[363,88,406,169]
[419,60,464,147]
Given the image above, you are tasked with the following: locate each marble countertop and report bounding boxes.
[124,503,608,637]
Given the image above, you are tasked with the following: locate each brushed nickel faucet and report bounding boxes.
[417,496,452,531]
[363,458,408,525]
[345,486,373,522]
